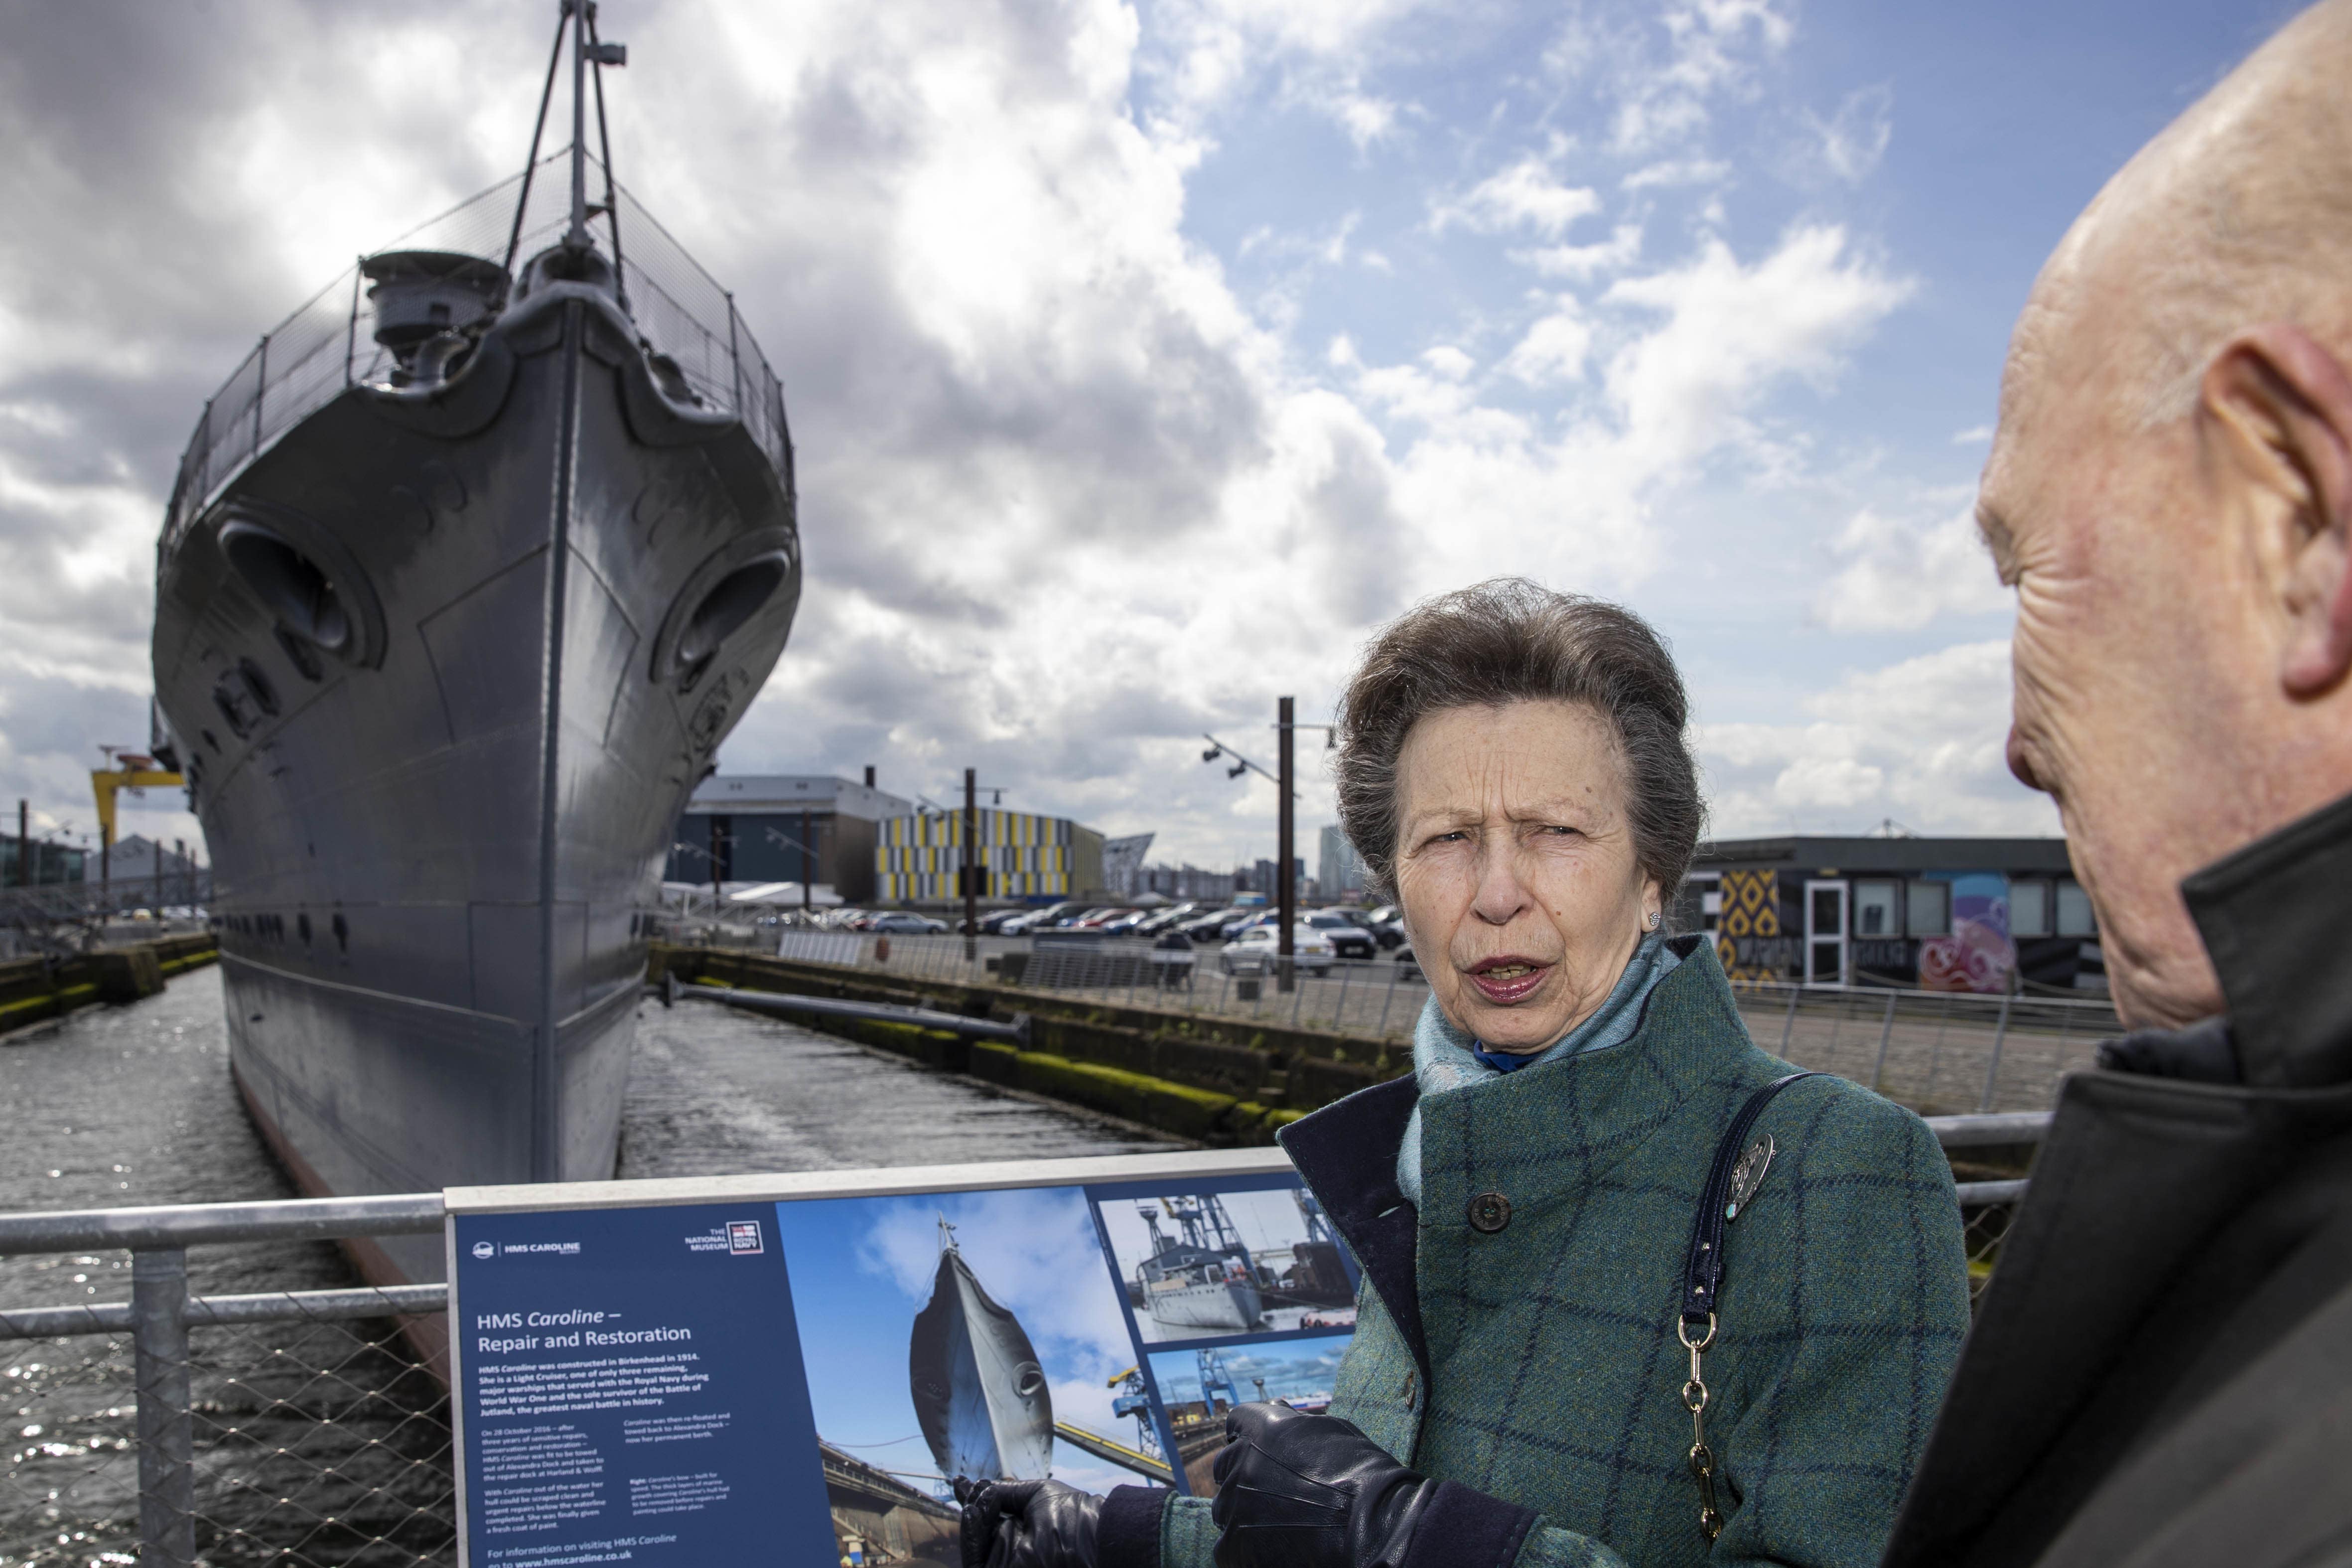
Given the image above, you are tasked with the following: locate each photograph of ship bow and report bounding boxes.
[148,0,800,1336]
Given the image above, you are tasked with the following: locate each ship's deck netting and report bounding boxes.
[160,147,789,563]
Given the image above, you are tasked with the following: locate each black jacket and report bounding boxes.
[1883,790,2352,1568]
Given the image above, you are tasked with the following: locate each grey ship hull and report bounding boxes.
[910,1246,1055,1482]
[151,275,798,1340]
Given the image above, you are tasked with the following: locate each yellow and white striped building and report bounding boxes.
[873,809,1106,903]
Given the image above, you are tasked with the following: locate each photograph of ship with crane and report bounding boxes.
[1091,1184,1358,1343]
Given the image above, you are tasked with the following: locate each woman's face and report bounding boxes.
[1392,700,1661,1052]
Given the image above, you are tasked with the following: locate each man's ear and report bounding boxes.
[2198,323,2352,697]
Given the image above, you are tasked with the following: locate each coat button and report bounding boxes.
[1467,1190,1512,1233]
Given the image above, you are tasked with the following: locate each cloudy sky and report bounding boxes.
[0,0,2293,872]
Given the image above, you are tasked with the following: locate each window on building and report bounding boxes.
[2011,879,2051,938]
[1853,880,1900,938]
[1906,880,1950,938]
[2056,879,2097,937]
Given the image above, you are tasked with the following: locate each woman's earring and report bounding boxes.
[1645,911,1662,930]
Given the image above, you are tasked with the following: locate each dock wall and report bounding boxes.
[0,933,218,1034]
[650,942,1408,1146]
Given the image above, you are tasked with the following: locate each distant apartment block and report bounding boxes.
[875,809,1105,903]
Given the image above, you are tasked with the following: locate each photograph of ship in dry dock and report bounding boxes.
[770,1187,1160,1566]
[1145,1337,1353,1496]
[1090,1182,1359,1344]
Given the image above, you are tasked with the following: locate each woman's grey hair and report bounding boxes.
[1334,578,1703,901]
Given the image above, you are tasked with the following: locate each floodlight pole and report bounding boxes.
[1278,696,1295,994]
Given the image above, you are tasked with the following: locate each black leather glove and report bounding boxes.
[1209,1403,1435,1568]
[961,1478,1103,1568]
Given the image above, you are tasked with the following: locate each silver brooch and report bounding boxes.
[1724,1135,1776,1222]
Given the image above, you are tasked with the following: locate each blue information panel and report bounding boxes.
[449,1151,1354,1567]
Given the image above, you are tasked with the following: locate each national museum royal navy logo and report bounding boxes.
[727,1221,764,1255]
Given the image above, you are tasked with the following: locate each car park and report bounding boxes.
[1217,923,1336,977]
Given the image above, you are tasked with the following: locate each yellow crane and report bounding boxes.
[90,750,183,886]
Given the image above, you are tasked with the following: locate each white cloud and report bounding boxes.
[1698,641,2056,836]
[1951,424,1994,445]
[1813,501,2009,631]
[1431,153,1603,239]
[1602,224,1914,468]
[1606,0,1794,153]
[1810,84,1893,183]
[1501,298,1593,385]
[1623,157,1730,189]
[1513,222,1644,281]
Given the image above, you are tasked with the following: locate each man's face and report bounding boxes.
[1980,284,2277,1028]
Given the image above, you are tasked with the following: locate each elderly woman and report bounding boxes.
[968,580,1968,1568]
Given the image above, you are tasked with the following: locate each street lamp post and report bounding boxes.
[963,767,979,962]
[1277,696,1295,993]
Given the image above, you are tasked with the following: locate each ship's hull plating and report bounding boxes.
[1145,1278,1262,1332]
[152,281,798,1310]
[910,1249,1054,1482]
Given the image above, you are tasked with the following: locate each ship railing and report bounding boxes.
[160,146,791,567]
[0,1117,2038,1565]
[717,930,2122,1116]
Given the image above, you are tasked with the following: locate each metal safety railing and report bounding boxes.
[685,929,2120,1116]
[0,1116,2045,1565]
[159,146,789,568]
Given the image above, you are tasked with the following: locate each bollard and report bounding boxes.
[133,1247,196,1568]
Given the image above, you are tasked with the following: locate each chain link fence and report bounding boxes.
[1,1200,451,1568]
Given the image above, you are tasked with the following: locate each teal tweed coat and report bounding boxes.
[1155,937,1968,1568]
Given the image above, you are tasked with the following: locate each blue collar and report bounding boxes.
[1470,1043,1543,1073]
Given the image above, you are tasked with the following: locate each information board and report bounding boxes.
[446,1148,1358,1568]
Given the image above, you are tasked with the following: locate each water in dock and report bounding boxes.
[0,968,1176,1566]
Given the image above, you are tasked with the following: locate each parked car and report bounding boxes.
[1364,904,1407,950]
[869,912,947,934]
[1075,907,1139,930]
[1218,923,1336,977]
[976,908,1029,935]
[1004,901,1087,934]
[1306,910,1377,960]
[1215,908,1266,941]
[1173,907,1241,943]
[1133,903,1199,935]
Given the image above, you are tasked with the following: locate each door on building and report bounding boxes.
[1804,879,1849,987]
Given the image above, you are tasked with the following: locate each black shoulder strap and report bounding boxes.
[1680,1072,1818,1325]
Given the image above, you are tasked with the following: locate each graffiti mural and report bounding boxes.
[1919,872,2016,994]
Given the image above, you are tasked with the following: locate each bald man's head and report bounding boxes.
[1980,0,2352,1030]
[2021,0,2352,432]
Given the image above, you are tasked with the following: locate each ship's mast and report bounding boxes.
[566,0,591,250]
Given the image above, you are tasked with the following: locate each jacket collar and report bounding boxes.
[2181,787,2352,1088]
[1278,1075,1427,1381]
